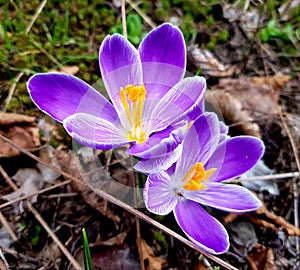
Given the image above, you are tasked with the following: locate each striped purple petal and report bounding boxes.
[63,113,128,150]
[99,34,143,126]
[134,144,183,174]
[143,171,178,215]
[182,182,262,212]
[205,136,265,182]
[174,200,229,254]
[139,23,186,99]
[144,76,206,132]
[27,73,117,123]
[174,113,220,181]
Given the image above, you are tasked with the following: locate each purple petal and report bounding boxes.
[63,113,128,150]
[143,171,178,215]
[174,113,220,181]
[187,103,205,121]
[128,121,186,159]
[183,182,262,212]
[27,73,118,123]
[174,200,229,254]
[139,23,186,99]
[134,144,182,174]
[206,136,265,182]
[99,34,143,124]
[145,76,206,132]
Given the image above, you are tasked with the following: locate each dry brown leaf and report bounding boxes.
[225,201,300,236]
[206,90,261,137]
[137,238,168,270]
[55,150,121,223]
[0,112,40,157]
[247,243,277,270]
[251,73,292,93]
[187,43,237,77]
[251,203,300,236]
[93,231,128,247]
[207,73,291,137]
[49,65,79,75]
[0,112,35,125]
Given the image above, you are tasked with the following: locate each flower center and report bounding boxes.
[120,84,147,144]
[182,162,217,191]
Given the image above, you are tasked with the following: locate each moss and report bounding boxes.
[218,29,229,42]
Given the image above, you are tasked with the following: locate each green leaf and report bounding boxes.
[82,228,94,270]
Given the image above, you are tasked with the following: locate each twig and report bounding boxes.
[0,133,81,184]
[126,0,156,29]
[4,71,24,112]
[30,38,62,68]
[27,202,81,269]
[0,161,81,269]
[279,111,300,256]
[0,211,18,242]
[0,133,237,269]
[25,0,48,34]
[0,249,9,270]
[228,171,300,183]
[121,0,127,39]
[0,179,72,210]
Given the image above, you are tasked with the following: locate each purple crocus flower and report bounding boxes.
[144,113,264,254]
[27,23,206,171]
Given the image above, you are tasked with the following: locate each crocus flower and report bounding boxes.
[143,113,264,254]
[27,23,206,172]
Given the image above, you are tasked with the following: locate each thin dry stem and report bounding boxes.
[0,179,72,210]
[26,0,48,34]
[121,0,127,39]
[5,72,24,112]
[27,202,81,269]
[126,0,156,29]
[279,111,300,255]
[0,211,18,242]
[228,171,300,183]
[0,161,81,269]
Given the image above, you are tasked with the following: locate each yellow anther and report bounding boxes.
[183,162,217,191]
[124,84,146,103]
[120,84,147,144]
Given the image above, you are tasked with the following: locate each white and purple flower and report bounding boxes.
[27,23,205,171]
[143,113,265,254]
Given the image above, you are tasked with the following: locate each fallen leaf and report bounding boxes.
[207,73,291,137]
[1,146,62,211]
[225,200,300,236]
[227,220,258,260]
[206,90,261,137]
[247,243,277,270]
[251,203,300,236]
[92,231,128,247]
[187,43,237,77]
[0,112,35,125]
[55,149,121,223]
[137,238,168,270]
[0,112,40,158]
[239,160,279,196]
